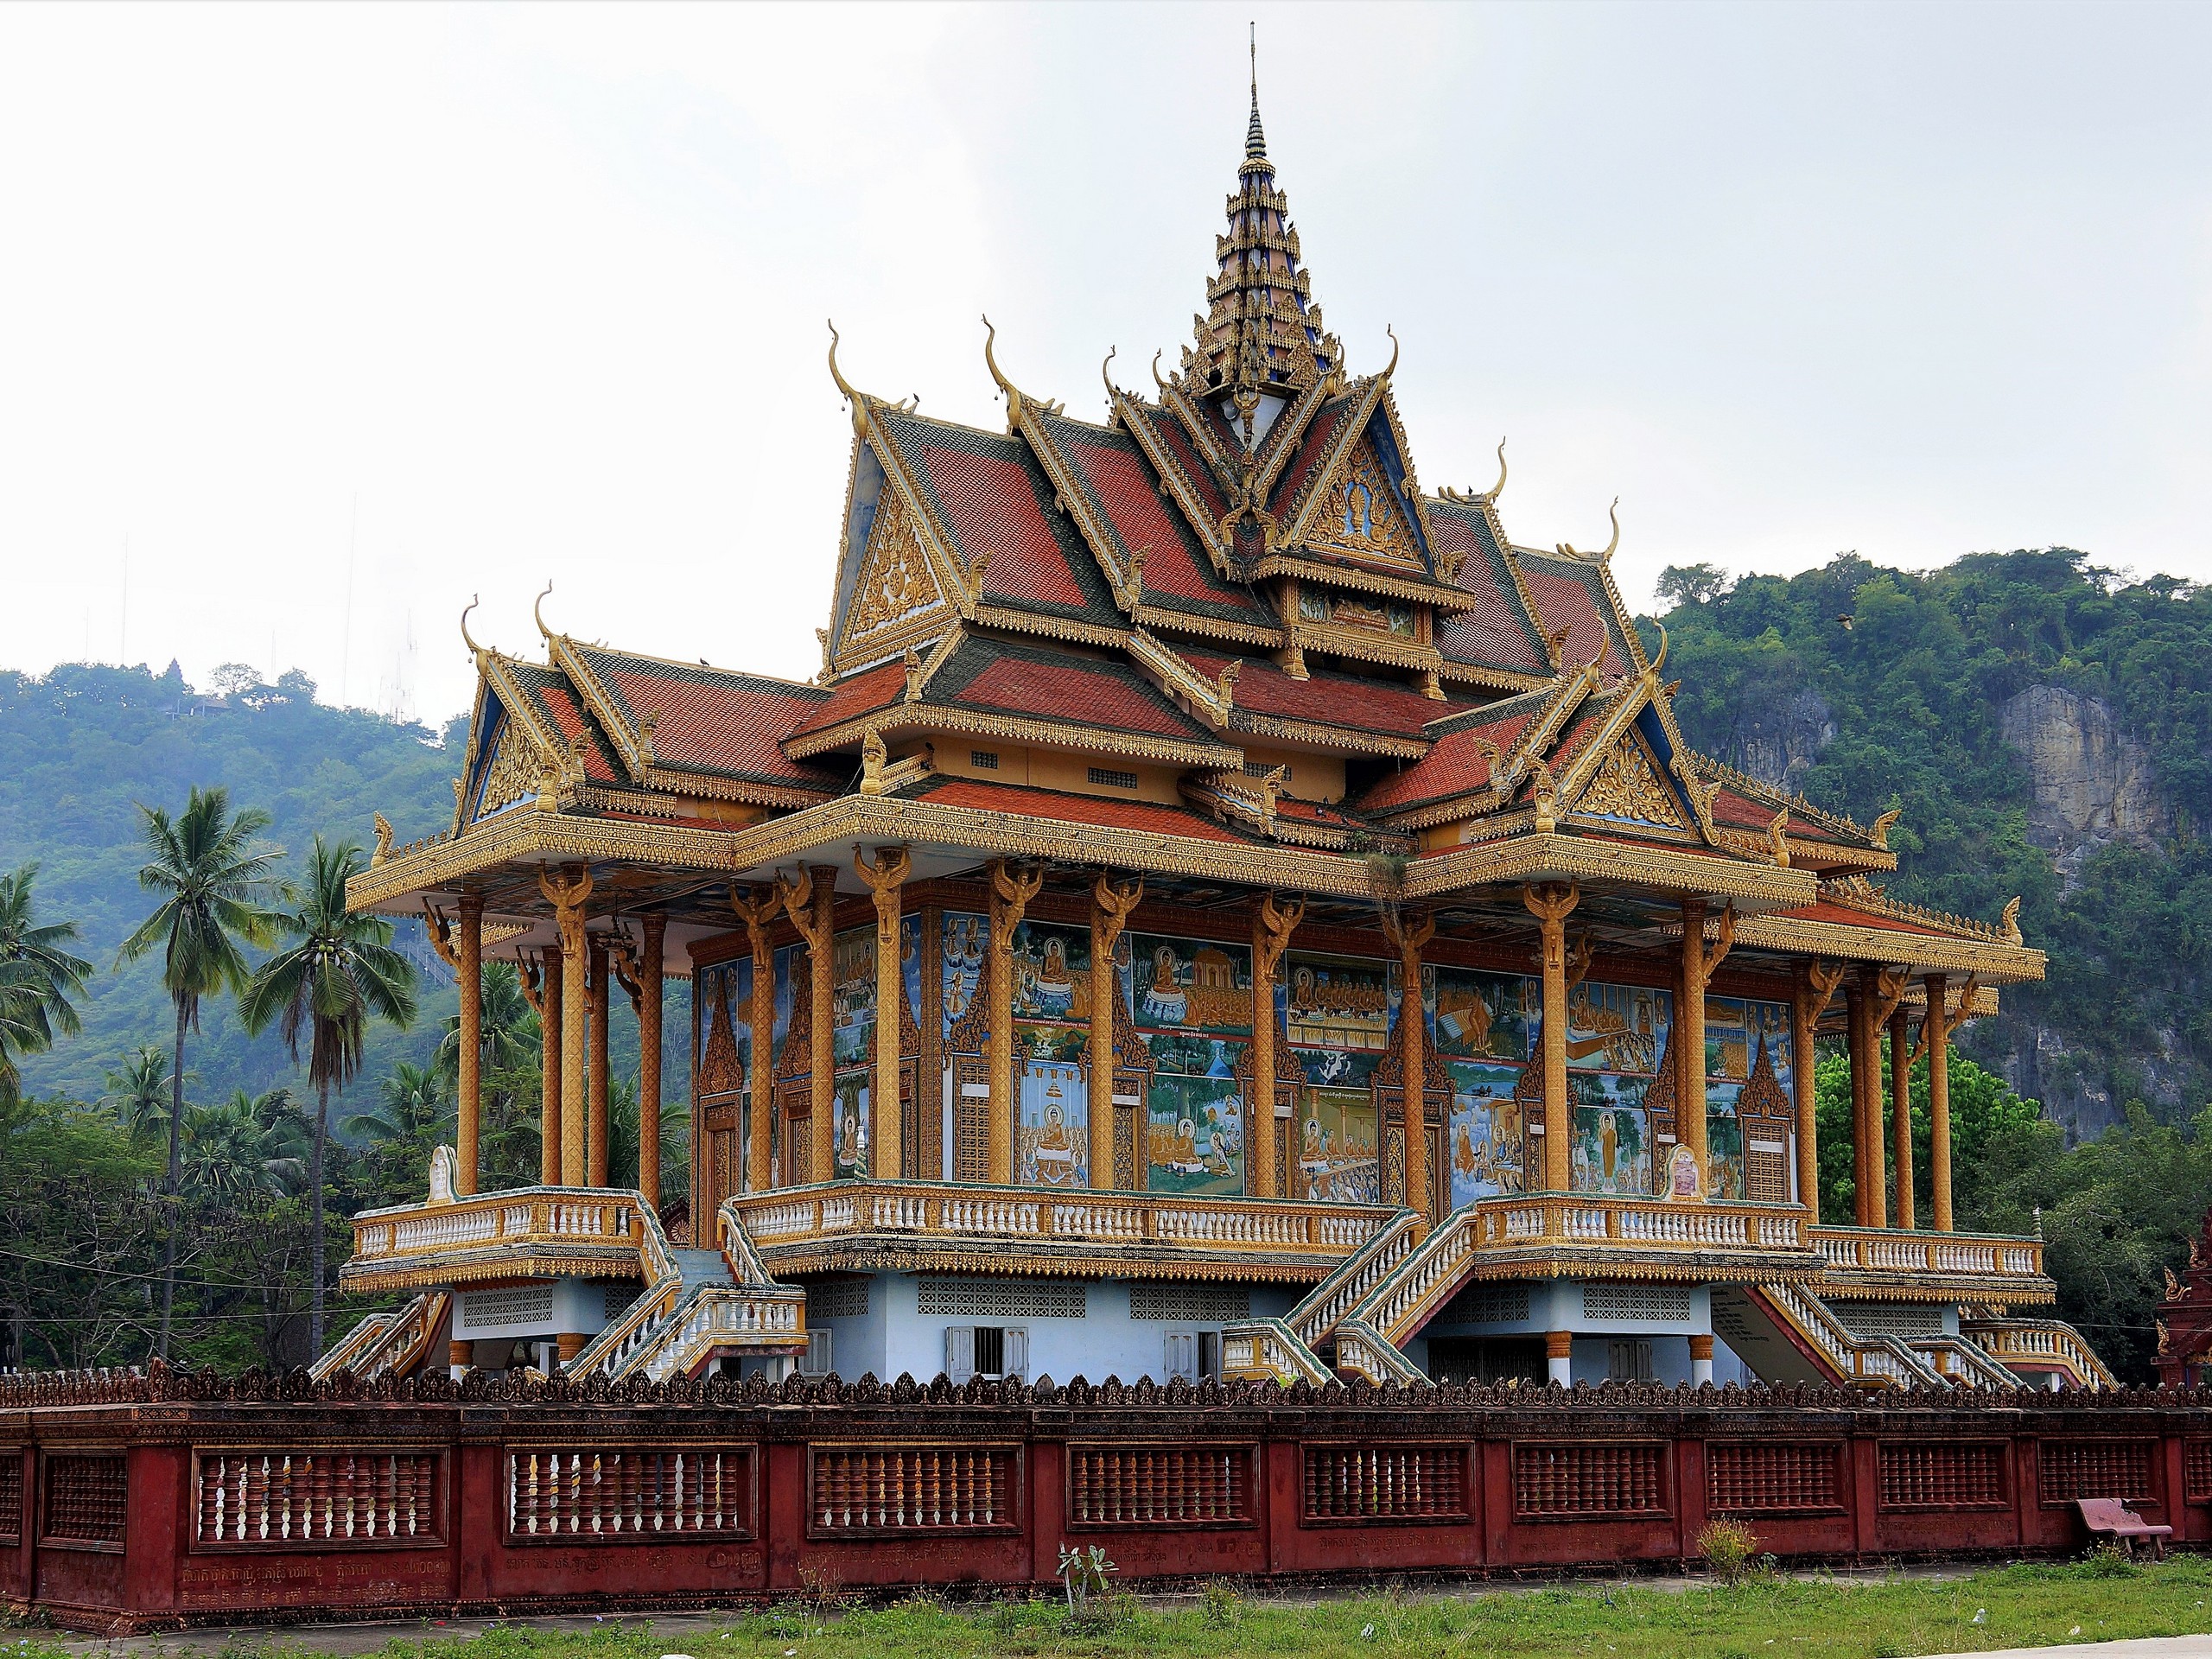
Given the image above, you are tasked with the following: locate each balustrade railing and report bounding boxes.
[1966,1319,2116,1389]
[1812,1226,2044,1280]
[1472,1194,1808,1253]
[350,1186,645,1267]
[721,1181,1392,1260]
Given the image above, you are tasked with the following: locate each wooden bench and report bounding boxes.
[2077,1497,2171,1558]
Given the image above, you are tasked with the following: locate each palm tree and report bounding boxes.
[118,786,282,1357]
[435,960,537,1079]
[342,1060,450,1144]
[240,835,416,1355]
[184,1090,306,1203]
[103,1045,177,1144]
[0,863,92,1103]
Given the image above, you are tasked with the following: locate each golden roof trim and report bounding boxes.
[1249,554,1473,610]
[1113,390,1234,572]
[1724,910,2047,982]
[1402,830,1819,906]
[1274,374,1387,550]
[782,700,1243,771]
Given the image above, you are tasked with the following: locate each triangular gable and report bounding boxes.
[1118,393,1233,569]
[1425,496,1553,685]
[1563,723,1688,834]
[829,424,967,674]
[457,656,572,826]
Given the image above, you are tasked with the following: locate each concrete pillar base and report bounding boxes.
[1689,1332,1714,1387]
[556,1332,587,1366]
[1545,1330,1573,1388]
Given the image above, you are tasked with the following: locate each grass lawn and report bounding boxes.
[15,1555,2212,1659]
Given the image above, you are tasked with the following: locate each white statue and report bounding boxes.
[428,1143,458,1205]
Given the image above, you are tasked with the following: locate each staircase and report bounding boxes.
[1962,1316,2117,1389]
[309,1291,448,1382]
[1222,1210,1421,1384]
[570,1202,806,1382]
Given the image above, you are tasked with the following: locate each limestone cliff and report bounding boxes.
[1998,685,2172,884]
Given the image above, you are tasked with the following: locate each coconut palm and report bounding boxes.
[103,1045,177,1144]
[183,1090,307,1202]
[0,864,92,1098]
[239,836,416,1355]
[435,960,537,1079]
[118,786,282,1357]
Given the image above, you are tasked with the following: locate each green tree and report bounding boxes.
[102,1044,176,1144]
[0,863,92,1100]
[435,959,537,1078]
[240,835,416,1354]
[116,785,282,1357]
[183,1089,306,1203]
[342,1058,450,1205]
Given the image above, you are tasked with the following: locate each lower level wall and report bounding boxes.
[4,1372,2208,1632]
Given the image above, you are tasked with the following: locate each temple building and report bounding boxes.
[328,82,2111,1397]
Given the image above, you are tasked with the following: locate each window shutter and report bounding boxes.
[1003,1326,1028,1382]
[945,1325,975,1384]
[1163,1331,1193,1381]
[800,1329,833,1376]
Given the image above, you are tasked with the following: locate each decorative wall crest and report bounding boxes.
[1576,732,1686,830]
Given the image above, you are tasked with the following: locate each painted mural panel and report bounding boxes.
[1146,1072,1244,1196]
[695,962,748,1097]
[832,925,875,1068]
[1446,1058,1526,1206]
[1705,1080,1745,1202]
[1571,1071,1653,1195]
[1296,1088,1378,1203]
[830,1072,869,1180]
[1565,982,1669,1075]
[1016,1021,1088,1189]
[1127,934,1252,1034]
[1283,951,1391,1052]
[1011,918,1093,1023]
[1704,996,1793,1096]
[1432,966,1535,1061]
[770,944,798,1070]
[941,911,987,1041]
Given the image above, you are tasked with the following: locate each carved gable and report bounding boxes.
[843,485,946,656]
[1305,434,1422,568]
[1572,729,1686,831]
[472,721,541,823]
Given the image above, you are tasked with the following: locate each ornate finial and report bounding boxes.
[1382,324,1399,380]
[1602,498,1620,559]
[1649,622,1669,676]
[372,811,395,867]
[1768,807,1792,868]
[1151,348,1169,394]
[532,582,555,644]
[1218,658,1243,709]
[827,319,859,405]
[982,314,1015,420]
[902,645,924,703]
[2001,895,2024,945]
[1487,437,1508,500]
[1530,757,1559,833]
[1247,22,1266,160]
[1870,806,1902,849]
[459,594,484,658]
[1102,346,1118,403]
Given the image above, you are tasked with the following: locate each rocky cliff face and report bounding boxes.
[1716,685,1836,794]
[1998,685,2172,884]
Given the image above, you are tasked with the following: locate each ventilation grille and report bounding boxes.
[200,1452,441,1545]
[1878,1442,2005,1510]
[1707,1442,1842,1516]
[42,1454,127,1545]
[2189,1441,2212,1503]
[1304,1446,1467,1522]
[508,1448,752,1536]
[1840,1303,1945,1338]
[0,1455,18,1542]
[1067,1445,1249,1529]
[1444,1284,1531,1325]
[1129,1283,1251,1323]
[808,1279,871,1321]
[1511,1443,1667,1517]
[917,1279,1086,1319]
[1088,766,1139,790]
[461,1286,556,1328]
[809,1446,1018,1535]
[970,750,999,770]
[1580,1284,1691,1323]
[2040,1440,2154,1503]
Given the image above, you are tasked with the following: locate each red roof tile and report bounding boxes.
[1270,391,1360,523]
[931,637,1214,744]
[1516,555,1636,680]
[1357,709,1535,814]
[594,660,836,790]
[793,656,911,740]
[513,669,623,785]
[1427,501,1551,675]
[1175,646,1470,739]
[1129,400,1230,524]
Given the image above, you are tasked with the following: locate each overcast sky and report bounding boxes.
[3,2,2207,722]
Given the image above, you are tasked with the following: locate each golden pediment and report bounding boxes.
[1574,730,1686,830]
[847,487,944,645]
[474,727,540,821]
[1306,435,1421,567]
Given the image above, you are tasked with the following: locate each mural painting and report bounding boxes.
[1704,1080,1745,1201]
[1566,981,1668,1075]
[831,1073,869,1181]
[1284,950,1391,1051]
[1127,934,1252,1033]
[832,925,875,1069]
[941,911,987,1040]
[1432,965,1534,1062]
[1147,1072,1244,1196]
[1571,1071,1653,1196]
[1016,1024,1088,1189]
[1446,1058,1525,1205]
[1297,1088,1378,1202]
[1705,996,1792,1096]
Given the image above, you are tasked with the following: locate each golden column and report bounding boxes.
[1791,960,1844,1221]
[1846,969,1874,1226]
[525,950,561,1186]
[1089,874,1143,1190]
[1522,884,1580,1196]
[776,866,839,1184]
[1249,892,1304,1201]
[587,936,611,1188]
[1865,966,1908,1229]
[1676,898,1735,1188]
[1382,906,1437,1224]
[637,913,665,1211]
[455,894,483,1197]
[1917,972,1976,1233]
[538,866,594,1187]
[1889,998,1916,1230]
[730,886,780,1194]
[986,860,1044,1186]
[855,845,912,1180]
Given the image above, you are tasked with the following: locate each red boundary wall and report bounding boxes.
[3,1365,2209,1633]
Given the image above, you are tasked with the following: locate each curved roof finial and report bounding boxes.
[460,594,484,658]
[827,319,859,406]
[982,313,1020,422]
[1649,621,1669,676]
[1102,346,1119,403]
[533,581,555,644]
[1382,324,1400,381]
[1151,348,1169,394]
[1487,438,1508,500]
[1602,497,1620,559]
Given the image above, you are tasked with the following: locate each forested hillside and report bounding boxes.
[1649,548,2212,1140]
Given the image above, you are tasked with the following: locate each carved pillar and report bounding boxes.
[1889,998,1915,1231]
[987,860,1044,1187]
[639,914,665,1211]
[1847,971,1874,1227]
[1689,1332,1714,1388]
[1250,892,1304,1201]
[1926,972,1954,1233]
[1523,883,1580,1198]
[531,948,561,1186]
[538,867,594,1188]
[587,937,610,1188]
[856,846,912,1181]
[1090,875,1142,1190]
[775,866,839,1185]
[731,887,779,1194]
[1864,965,1906,1230]
[456,895,483,1197]
[1384,906,1437,1225]
[1676,898,1733,1189]
[1545,1329,1572,1387]
[1794,961,1842,1222]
